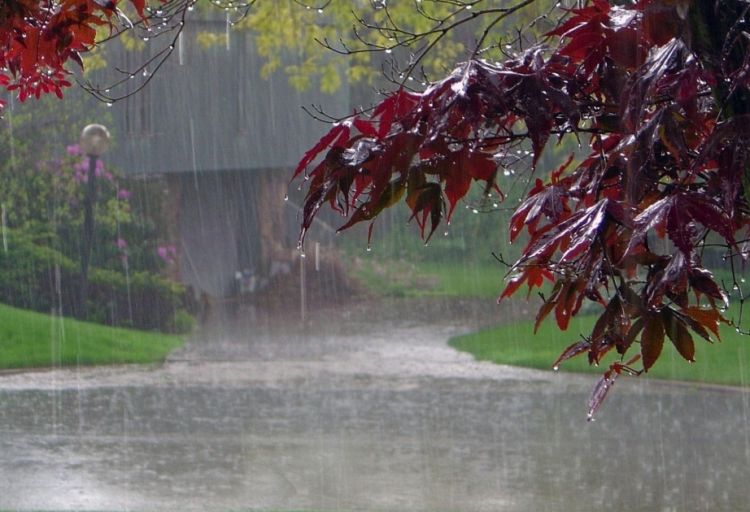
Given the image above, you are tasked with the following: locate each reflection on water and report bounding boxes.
[0,299,748,511]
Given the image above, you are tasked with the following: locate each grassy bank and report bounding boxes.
[449,311,750,387]
[0,303,184,370]
[346,246,750,387]
[350,257,505,298]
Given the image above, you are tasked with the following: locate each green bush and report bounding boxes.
[171,309,197,335]
[0,230,192,332]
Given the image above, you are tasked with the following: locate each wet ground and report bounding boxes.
[0,297,749,511]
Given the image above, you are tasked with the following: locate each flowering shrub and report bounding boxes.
[24,143,178,276]
[0,141,188,329]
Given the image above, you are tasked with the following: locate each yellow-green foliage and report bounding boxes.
[196,30,228,48]
[231,0,556,93]
[88,1,555,94]
[234,0,478,92]
[81,46,107,74]
[118,30,146,52]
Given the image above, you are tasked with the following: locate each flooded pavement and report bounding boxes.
[0,298,749,511]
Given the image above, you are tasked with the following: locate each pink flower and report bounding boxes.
[117,188,131,200]
[157,244,177,264]
[116,238,128,250]
[66,144,82,156]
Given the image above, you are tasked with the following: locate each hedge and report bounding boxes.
[0,230,193,333]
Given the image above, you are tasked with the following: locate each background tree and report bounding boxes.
[0,1,557,104]
[293,0,750,418]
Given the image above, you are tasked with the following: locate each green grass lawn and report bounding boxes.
[348,251,750,386]
[349,257,505,298]
[449,310,750,387]
[0,303,184,370]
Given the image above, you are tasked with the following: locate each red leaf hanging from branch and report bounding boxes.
[0,0,172,106]
[294,0,750,417]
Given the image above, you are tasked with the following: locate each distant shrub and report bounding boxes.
[171,309,196,335]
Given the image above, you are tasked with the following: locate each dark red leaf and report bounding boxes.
[642,2,683,45]
[129,0,146,18]
[552,340,592,369]
[406,183,444,241]
[510,183,569,242]
[689,267,729,307]
[682,306,726,341]
[662,308,695,362]
[293,123,350,180]
[641,313,664,371]
[500,265,556,304]
[353,118,379,138]
[527,279,562,330]
[627,192,734,258]
[621,316,645,355]
[555,282,575,330]
[587,368,618,421]
[499,272,526,302]
[444,165,472,220]
[646,251,689,308]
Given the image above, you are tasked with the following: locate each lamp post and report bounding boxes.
[78,124,110,319]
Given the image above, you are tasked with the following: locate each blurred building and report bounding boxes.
[103,16,349,299]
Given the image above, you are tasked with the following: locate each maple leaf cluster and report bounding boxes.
[0,0,152,106]
[295,0,750,417]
